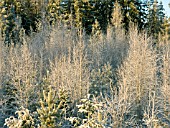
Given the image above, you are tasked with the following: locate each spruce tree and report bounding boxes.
[145,0,165,40]
[160,17,170,44]
[94,0,113,33]
[117,0,145,31]
[0,0,20,45]
[73,0,83,29]
[81,0,95,33]
[72,0,95,33]
[0,0,41,45]
[18,0,41,34]
[46,0,61,25]
[111,0,123,29]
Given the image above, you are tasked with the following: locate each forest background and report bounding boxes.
[0,0,170,128]
[0,0,170,45]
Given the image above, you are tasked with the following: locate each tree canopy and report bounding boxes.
[0,0,169,45]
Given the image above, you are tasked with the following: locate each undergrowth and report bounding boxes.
[0,22,169,127]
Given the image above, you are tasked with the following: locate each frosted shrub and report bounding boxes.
[4,107,35,128]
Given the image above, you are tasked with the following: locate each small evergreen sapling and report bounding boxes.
[4,107,35,128]
[37,86,58,128]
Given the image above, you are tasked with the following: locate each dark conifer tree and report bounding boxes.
[0,0,41,45]
[116,0,146,31]
[18,0,41,34]
[46,0,61,25]
[0,0,22,45]
[145,0,165,40]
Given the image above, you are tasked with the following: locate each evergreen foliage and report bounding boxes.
[111,0,123,28]
[0,0,22,45]
[0,0,169,44]
[117,0,146,30]
[0,0,41,45]
[89,64,114,97]
[76,95,103,127]
[37,86,58,128]
[4,107,35,128]
[46,0,61,25]
[18,0,41,34]
[145,0,165,39]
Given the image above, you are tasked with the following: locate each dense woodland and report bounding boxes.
[0,0,170,128]
[0,0,170,45]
